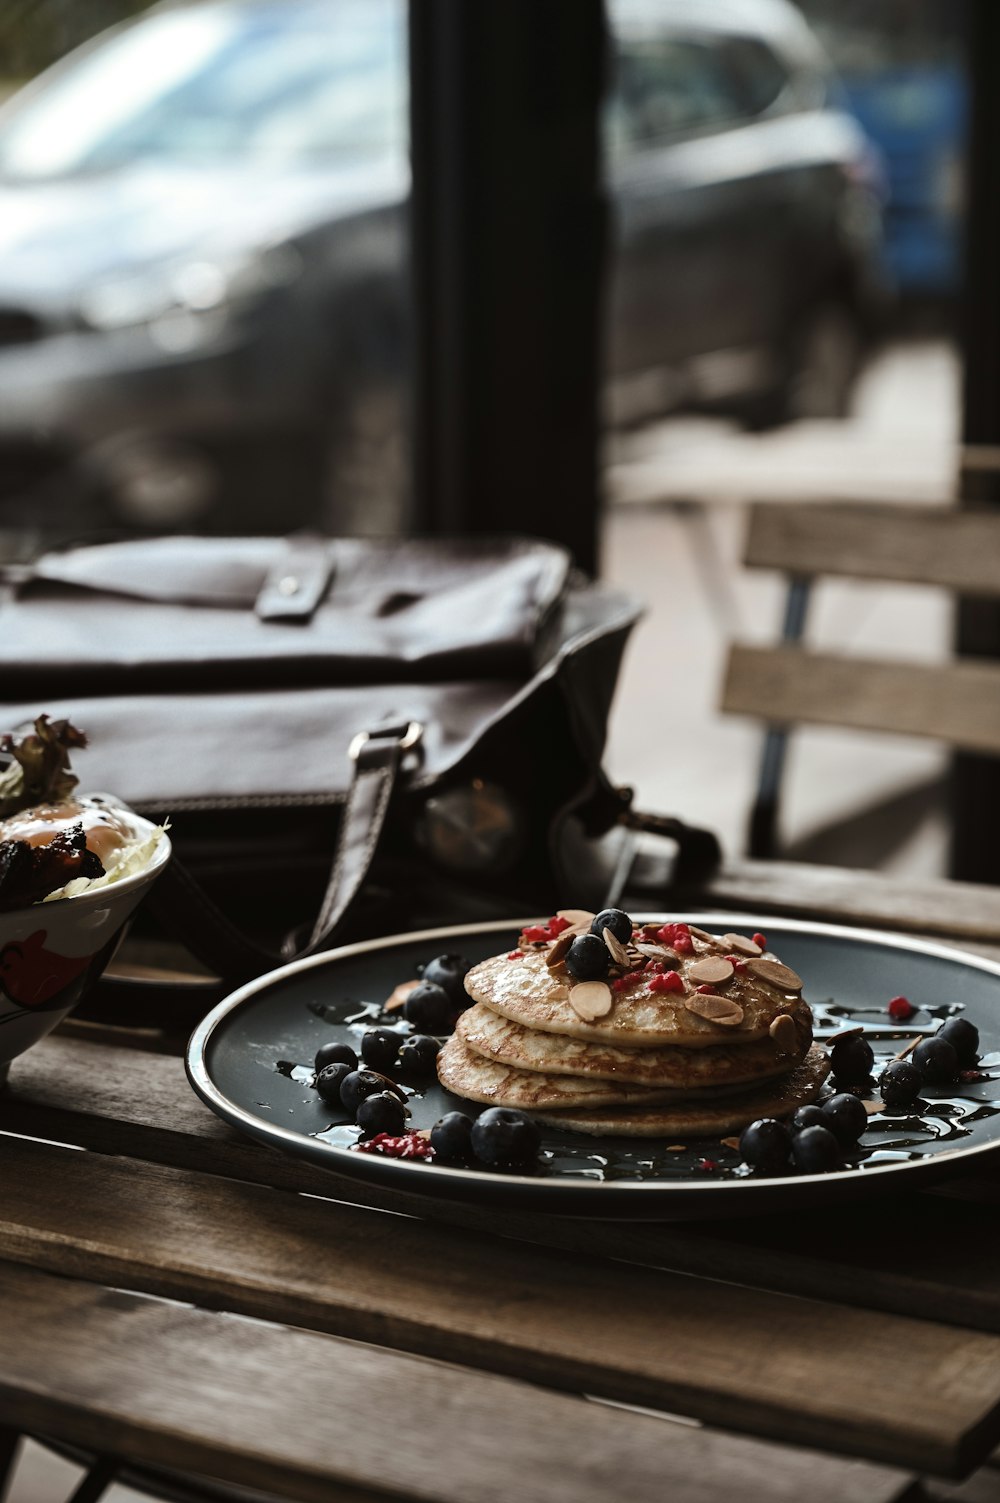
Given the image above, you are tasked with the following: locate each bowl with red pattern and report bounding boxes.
[0,718,171,1084]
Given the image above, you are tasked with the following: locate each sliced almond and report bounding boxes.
[769,1013,798,1051]
[747,958,803,993]
[568,980,613,1020]
[546,931,574,968]
[896,1034,923,1060]
[385,979,421,1012]
[666,1144,687,1152]
[827,1025,865,1044]
[633,942,675,961]
[689,926,723,947]
[864,1099,886,1115]
[557,909,595,928]
[720,1136,742,1151]
[688,956,734,986]
[723,932,763,957]
[602,926,630,966]
[683,994,744,1027]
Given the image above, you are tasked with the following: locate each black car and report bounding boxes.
[606,0,888,430]
[0,0,886,532]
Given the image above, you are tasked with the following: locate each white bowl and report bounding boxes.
[0,826,171,1084]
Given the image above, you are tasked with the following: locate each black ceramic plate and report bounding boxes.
[186,914,1000,1219]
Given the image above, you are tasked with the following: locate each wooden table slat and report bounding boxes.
[0,1133,996,1477]
[674,860,1000,946]
[0,1260,923,1503]
[4,1034,1000,1343]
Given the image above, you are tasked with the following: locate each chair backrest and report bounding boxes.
[721,501,1000,756]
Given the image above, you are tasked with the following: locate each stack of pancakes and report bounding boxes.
[437,915,830,1137]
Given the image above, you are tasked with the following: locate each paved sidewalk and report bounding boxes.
[600,336,958,879]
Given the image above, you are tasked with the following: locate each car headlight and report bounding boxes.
[79,242,301,349]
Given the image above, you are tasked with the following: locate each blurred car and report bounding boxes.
[0,0,410,532]
[0,0,887,533]
[606,0,889,431]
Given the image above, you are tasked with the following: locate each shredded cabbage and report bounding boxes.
[42,823,168,902]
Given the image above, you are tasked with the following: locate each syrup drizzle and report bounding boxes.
[273,976,1000,1181]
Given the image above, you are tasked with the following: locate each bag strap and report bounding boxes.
[145,719,423,983]
[105,728,721,1013]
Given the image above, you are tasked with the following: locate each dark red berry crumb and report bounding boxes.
[696,984,716,994]
[698,1158,718,1172]
[887,995,916,1022]
[354,1132,434,1160]
[752,932,767,951]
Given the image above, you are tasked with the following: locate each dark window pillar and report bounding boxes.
[409,0,607,575]
[952,0,1000,880]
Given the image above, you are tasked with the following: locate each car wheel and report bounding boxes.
[789,302,864,421]
[740,302,864,432]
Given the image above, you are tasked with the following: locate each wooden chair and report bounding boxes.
[721,500,1000,859]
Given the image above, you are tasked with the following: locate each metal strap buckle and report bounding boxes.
[348,721,423,763]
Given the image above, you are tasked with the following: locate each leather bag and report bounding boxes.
[0,533,719,985]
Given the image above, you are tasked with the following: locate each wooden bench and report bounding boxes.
[721,500,1000,859]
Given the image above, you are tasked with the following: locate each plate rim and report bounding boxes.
[185,912,1000,1201]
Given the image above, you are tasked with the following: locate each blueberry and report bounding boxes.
[360,1028,403,1073]
[340,1068,403,1116]
[830,1034,874,1086]
[789,1105,827,1134]
[937,1016,980,1068]
[404,981,454,1033]
[821,1092,869,1148]
[590,908,632,945]
[565,934,611,982]
[738,1117,792,1174]
[356,1091,407,1137]
[790,1124,841,1173]
[421,953,473,1008]
[912,1036,958,1084]
[470,1106,541,1167]
[314,1061,352,1104]
[430,1111,475,1163]
[398,1034,441,1077]
[879,1059,922,1111]
[314,1040,358,1073]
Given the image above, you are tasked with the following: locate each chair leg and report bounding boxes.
[0,1427,21,1503]
[746,575,812,859]
[65,1456,119,1503]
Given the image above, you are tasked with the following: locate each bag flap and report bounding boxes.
[0,534,572,692]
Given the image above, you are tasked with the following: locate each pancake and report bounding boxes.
[536,1046,831,1138]
[436,1034,735,1110]
[456,1000,812,1087]
[465,940,804,1048]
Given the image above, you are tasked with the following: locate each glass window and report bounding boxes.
[724,36,792,118]
[0,0,406,180]
[614,36,746,146]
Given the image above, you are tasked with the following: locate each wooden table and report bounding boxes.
[2,862,1000,1503]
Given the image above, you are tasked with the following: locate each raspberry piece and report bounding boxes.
[726,956,748,975]
[507,950,523,960]
[521,925,548,942]
[752,933,767,951]
[696,984,716,995]
[354,1132,434,1160]
[547,915,570,937]
[672,934,694,955]
[650,969,684,994]
[887,995,916,1022]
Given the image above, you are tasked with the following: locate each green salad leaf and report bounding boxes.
[0,715,87,818]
